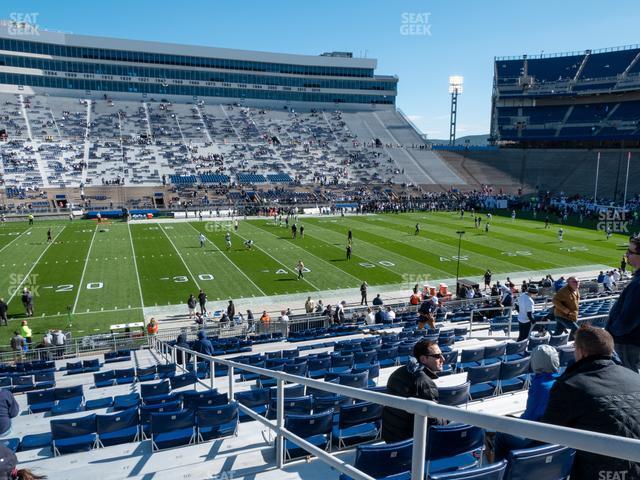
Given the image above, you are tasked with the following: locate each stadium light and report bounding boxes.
[448,76,463,146]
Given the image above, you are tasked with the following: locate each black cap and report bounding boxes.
[0,444,17,479]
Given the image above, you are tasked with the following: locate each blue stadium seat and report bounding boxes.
[136,365,158,382]
[196,402,239,441]
[27,388,56,413]
[18,432,52,452]
[235,388,269,422]
[51,414,97,456]
[54,385,83,401]
[140,401,182,438]
[428,459,508,479]
[182,391,228,410]
[113,393,140,411]
[438,382,470,407]
[284,409,334,461]
[504,444,575,479]
[426,423,485,475]
[313,394,350,415]
[332,401,383,449]
[505,340,528,361]
[150,409,196,451]
[267,395,313,420]
[85,397,114,410]
[115,368,136,385]
[494,358,531,394]
[34,371,56,390]
[467,363,501,400]
[339,439,413,480]
[0,438,19,453]
[458,349,485,372]
[170,373,198,390]
[94,370,116,388]
[483,344,507,365]
[96,407,140,447]
[51,396,83,416]
[82,359,101,373]
[140,379,171,400]
[157,363,177,379]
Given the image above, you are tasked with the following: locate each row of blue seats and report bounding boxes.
[94,363,178,388]
[0,360,55,374]
[64,359,102,375]
[17,402,240,456]
[288,324,360,341]
[343,437,575,480]
[0,371,56,393]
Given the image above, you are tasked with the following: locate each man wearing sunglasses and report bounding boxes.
[606,235,640,373]
[382,339,444,443]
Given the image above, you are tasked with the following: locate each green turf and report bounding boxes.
[0,212,628,346]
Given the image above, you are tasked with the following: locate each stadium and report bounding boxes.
[0,3,639,480]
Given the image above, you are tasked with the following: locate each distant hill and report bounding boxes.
[428,134,490,146]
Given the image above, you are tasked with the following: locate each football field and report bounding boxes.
[0,212,628,344]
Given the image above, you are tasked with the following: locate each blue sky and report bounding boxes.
[5,0,640,138]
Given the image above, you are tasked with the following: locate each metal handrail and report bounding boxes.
[153,338,640,480]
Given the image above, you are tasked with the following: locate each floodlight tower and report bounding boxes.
[449,76,464,146]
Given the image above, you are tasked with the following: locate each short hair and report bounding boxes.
[631,235,640,251]
[574,325,614,357]
[413,339,438,358]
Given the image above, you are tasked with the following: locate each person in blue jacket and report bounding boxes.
[193,330,214,356]
[0,389,19,438]
[493,344,560,460]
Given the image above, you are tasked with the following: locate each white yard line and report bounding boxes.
[7,226,66,305]
[128,222,146,308]
[232,228,321,291]
[185,222,267,296]
[158,223,201,290]
[72,224,98,314]
[249,221,364,285]
[0,227,32,254]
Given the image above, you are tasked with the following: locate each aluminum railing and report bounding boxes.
[152,338,640,480]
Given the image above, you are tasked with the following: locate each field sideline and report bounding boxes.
[0,211,628,346]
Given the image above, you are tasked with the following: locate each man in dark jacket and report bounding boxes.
[381,339,443,443]
[0,389,19,436]
[606,235,640,373]
[193,330,214,356]
[541,325,640,480]
[175,334,191,365]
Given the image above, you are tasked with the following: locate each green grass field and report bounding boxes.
[0,211,630,346]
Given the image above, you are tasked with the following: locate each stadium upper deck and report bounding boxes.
[0,21,396,108]
[491,44,640,146]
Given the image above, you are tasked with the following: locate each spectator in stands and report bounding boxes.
[0,299,7,327]
[259,310,270,330]
[305,297,315,314]
[0,443,46,479]
[198,289,207,315]
[333,301,346,324]
[53,330,65,359]
[364,307,375,325]
[375,307,390,324]
[227,300,236,319]
[382,339,443,443]
[146,318,158,335]
[552,276,580,340]
[360,281,368,305]
[315,300,324,313]
[194,312,205,326]
[372,294,383,306]
[516,285,537,342]
[10,332,24,362]
[606,236,640,373]
[553,276,566,292]
[542,326,640,480]
[597,271,605,284]
[175,334,191,365]
[386,305,396,322]
[194,330,214,356]
[492,345,560,461]
[187,294,197,319]
[484,270,492,291]
[418,296,438,330]
[0,386,18,439]
[409,289,421,306]
[19,320,31,348]
[246,310,255,333]
[603,271,614,292]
